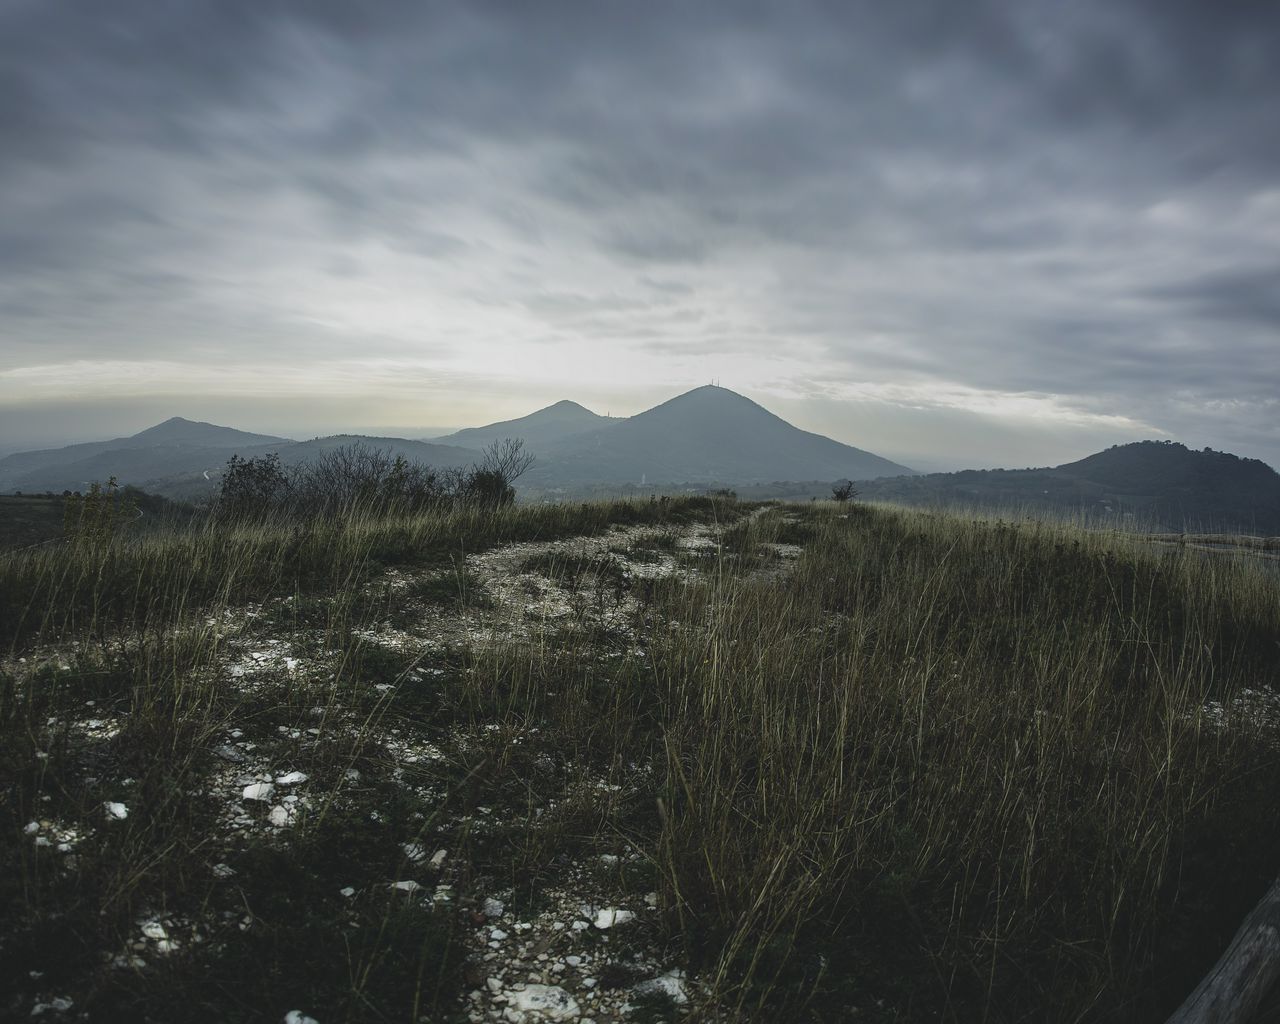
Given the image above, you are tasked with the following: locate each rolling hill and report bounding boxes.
[0,418,479,498]
[858,440,1280,535]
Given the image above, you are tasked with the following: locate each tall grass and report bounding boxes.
[2,497,1277,1021]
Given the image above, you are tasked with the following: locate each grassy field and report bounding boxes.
[2,496,1279,1022]
[0,493,69,550]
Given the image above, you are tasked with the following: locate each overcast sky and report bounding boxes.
[1,0,1277,470]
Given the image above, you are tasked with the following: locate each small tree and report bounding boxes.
[218,452,291,518]
[831,479,858,503]
[63,476,129,544]
[460,438,534,508]
[481,438,534,484]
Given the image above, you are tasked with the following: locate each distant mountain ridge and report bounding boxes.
[433,400,614,452]
[0,418,477,497]
[0,388,915,497]
[523,385,913,487]
[858,440,1280,535]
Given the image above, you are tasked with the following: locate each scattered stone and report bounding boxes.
[283,1012,319,1024]
[29,996,74,1016]
[212,863,236,879]
[339,886,356,898]
[242,783,274,802]
[592,908,634,930]
[505,984,580,1022]
[103,802,129,821]
[276,771,309,785]
[633,969,689,1005]
[390,880,422,895]
[429,848,448,869]
[483,896,506,919]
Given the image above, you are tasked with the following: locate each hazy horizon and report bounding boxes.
[1,384,1273,478]
[2,2,1278,472]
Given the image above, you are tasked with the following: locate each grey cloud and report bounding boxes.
[1147,265,1280,330]
[1,0,1278,464]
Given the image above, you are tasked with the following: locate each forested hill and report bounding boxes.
[858,440,1280,535]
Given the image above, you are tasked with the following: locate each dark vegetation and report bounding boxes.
[217,439,535,520]
[2,476,1279,1022]
[0,483,193,550]
[858,440,1280,535]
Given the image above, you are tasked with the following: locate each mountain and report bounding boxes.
[126,416,287,448]
[525,385,914,487]
[858,440,1280,535]
[0,418,291,494]
[0,418,479,497]
[432,400,614,452]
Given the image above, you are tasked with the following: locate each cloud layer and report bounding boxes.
[2,0,1277,467]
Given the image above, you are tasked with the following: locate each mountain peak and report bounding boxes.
[435,399,610,451]
[129,417,288,446]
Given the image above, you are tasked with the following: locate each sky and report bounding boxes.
[1,0,1277,471]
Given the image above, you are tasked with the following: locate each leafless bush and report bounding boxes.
[215,439,533,519]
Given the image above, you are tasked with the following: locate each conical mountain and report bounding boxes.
[127,416,287,448]
[433,400,614,451]
[529,385,913,485]
[0,416,289,490]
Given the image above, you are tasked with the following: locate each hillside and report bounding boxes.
[0,421,479,499]
[0,418,291,495]
[3,496,1279,1020]
[859,440,1280,534]
[432,399,613,451]
[527,385,914,486]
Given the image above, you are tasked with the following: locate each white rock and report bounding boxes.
[141,921,168,941]
[505,984,580,1021]
[242,783,274,802]
[276,771,308,785]
[390,880,422,894]
[429,848,448,869]
[483,896,505,918]
[212,863,236,879]
[633,969,689,1005]
[283,1012,319,1024]
[592,908,634,929]
[339,886,355,898]
[490,928,508,941]
[403,843,426,863]
[103,802,129,820]
[30,996,74,1015]
[598,854,620,867]
[269,805,292,828]
[24,821,39,835]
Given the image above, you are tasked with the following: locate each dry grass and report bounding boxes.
[2,497,1278,1022]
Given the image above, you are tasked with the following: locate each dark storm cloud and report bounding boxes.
[1,0,1278,463]
[1147,265,1280,330]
